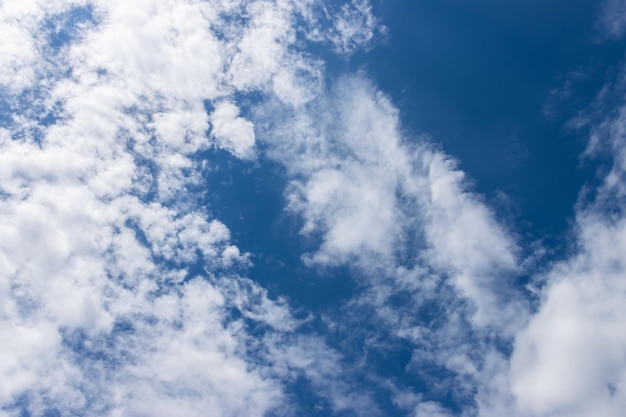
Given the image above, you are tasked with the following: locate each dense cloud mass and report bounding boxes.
[1,0,625,416]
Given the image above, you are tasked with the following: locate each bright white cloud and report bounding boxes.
[256,74,527,417]
[0,0,385,415]
[510,216,626,417]
[327,0,383,54]
[259,75,524,329]
[5,0,626,416]
[509,89,626,417]
[209,102,256,159]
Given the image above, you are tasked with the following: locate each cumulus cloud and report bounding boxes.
[5,0,626,416]
[209,102,256,159]
[509,77,626,417]
[0,0,385,415]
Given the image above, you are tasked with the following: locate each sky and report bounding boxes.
[1,1,626,416]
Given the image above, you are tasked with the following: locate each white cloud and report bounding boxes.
[509,91,626,417]
[209,102,256,159]
[255,74,528,417]
[327,0,383,54]
[422,152,524,331]
[271,57,324,106]
[265,334,384,416]
[13,0,626,416]
[0,0,387,415]
[100,279,286,417]
[259,75,525,330]
[414,401,455,417]
[510,218,626,417]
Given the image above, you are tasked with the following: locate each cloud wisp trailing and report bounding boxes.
[1,0,626,417]
[256,71,529,416]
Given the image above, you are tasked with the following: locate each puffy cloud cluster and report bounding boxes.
[509,78,626,417]
[0,0,382,415]
[504,10,626,413]
[3,0,626,416]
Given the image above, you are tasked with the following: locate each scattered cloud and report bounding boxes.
[0,0,385,415]
[2,0,626,416]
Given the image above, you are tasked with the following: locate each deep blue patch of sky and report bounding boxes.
[356,0,626,260]
[42,5,95,54]
[198,148,359,310]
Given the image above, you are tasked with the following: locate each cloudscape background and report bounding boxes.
[1,0,626,416]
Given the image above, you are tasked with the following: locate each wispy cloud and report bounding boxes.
[254,73,529,415]
[3,0,626,416]
[597,0,626,39]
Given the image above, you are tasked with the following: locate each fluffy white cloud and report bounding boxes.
[0,0,384,415]
[509,89,626,417]
[255,74,528,417]
[259,75,524,330]
[6,0,626,416]
[510,214,626,417]
[209,102,256,159]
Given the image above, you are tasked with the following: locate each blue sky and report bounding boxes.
[1,1,626,416]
